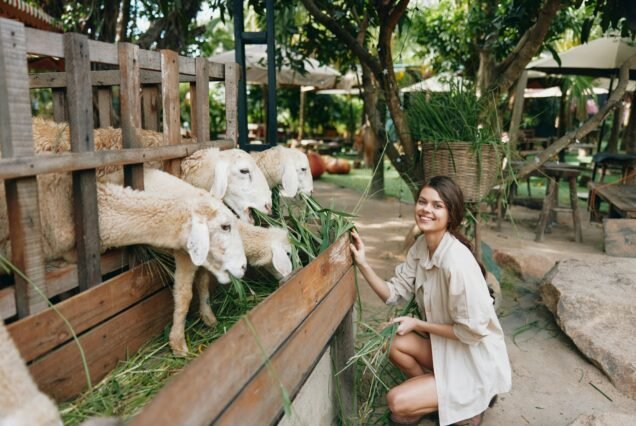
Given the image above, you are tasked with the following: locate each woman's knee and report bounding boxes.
[386,387,406,414]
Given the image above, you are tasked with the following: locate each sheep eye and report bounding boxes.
[239,168,250,174]
[300,167,307,172]
[221,224,231,232]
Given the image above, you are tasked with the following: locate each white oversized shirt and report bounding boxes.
[385,232,512,426]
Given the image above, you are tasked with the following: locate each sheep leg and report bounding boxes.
[169,251,198,357]
[194,269,218,328]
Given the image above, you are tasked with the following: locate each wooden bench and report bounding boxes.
[588,183,636,219]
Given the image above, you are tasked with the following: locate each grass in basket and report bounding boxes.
[59,191,355,425]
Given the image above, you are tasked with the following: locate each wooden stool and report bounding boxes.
[535,166,583,243]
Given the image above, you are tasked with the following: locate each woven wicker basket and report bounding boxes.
[422,141,500,202]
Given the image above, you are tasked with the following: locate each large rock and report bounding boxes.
[569,412,636,425]
[493,247,555,281]
[540,258,636,399]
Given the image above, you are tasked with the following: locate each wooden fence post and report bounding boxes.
[64,32,102,291]
[0,18,47,315]
[161,49,181,176]
[118,42,144,189]
[331,307,356,423]
[192,57,210,143]
[224,63,239,147]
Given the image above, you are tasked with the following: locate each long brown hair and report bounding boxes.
[419,176,486,278]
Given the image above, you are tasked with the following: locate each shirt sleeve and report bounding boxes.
[385,243,418,305]
[447,260,493,345]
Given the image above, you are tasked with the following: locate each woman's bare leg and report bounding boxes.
[387,374,438,418]
[389,332,433,378]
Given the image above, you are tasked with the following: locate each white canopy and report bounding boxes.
[400,72,466,93]
[527,37,636,79]
[209,45,342,89]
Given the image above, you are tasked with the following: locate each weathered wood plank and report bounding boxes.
[0,18,47,316]
[30,70,203,89]
[331,307,356,423]
[209,60,225,80]
[29,288,173,402]
[64,32,101,291]
[0,250,127,321]
[216,269,355,425]
[603,219,636,258]
[118,42,144,189]
[96,88,112,128]
[589,183,636,218]
[8,262,164,363]
[193,57,210,142]
[161,49,181,176]
[0,140,234,180]
[131,236,352,426]
[224,63,239,145]
[141,86,160,131]
[51,88,67,122]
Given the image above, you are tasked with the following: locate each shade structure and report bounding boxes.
[209,45,342,89]
[400,72,466,93]
[524,86,608,98]
[527,37,636,79]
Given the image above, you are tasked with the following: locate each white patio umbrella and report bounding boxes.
[524,86,608,98]
[400,72,466,93]
[209,45,342,89]
[527,37,636,79]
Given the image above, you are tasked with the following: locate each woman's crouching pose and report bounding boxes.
[350,176,511,426]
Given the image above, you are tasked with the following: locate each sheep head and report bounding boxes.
[269,228,293,280]
[190,200,246,284]
[281,148,313,198]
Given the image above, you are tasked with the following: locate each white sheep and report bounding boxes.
[194,221,294,328]
[180,147,272,223]
[0,319,62,426]
[251,146,314,197]
[32,119,273,223]
[100,168,251,356]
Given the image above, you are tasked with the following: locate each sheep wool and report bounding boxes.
[0,320,62,426]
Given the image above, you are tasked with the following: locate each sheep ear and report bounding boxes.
[212,160,229,198]
[271,245,292,279]
[186,215,210,266]
[280,163,299,197]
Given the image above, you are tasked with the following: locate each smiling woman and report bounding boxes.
[349,176,511,426]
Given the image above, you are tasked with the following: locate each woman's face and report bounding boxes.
[415,186,449,234]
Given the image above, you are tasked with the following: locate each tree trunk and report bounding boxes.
[607,100,625,153]
[625,97,636,154]
[361,64,384,199]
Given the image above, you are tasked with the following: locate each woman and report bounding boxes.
[350,176,511,426]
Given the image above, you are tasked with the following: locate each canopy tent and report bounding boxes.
[209,45,342,89]
[527,37,636,79]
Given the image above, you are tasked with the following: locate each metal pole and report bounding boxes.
[266,0,277,145]
[233,0,248,148]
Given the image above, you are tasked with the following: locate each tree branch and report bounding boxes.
[513,52,636,180]
[385,0,410,35]
[492,0,561,94]
[300,0,383,77]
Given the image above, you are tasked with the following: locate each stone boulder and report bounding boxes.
[569,412,636,425]
[540,258,636,399]
[493,247,555,281]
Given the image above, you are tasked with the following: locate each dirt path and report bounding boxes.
[313,180,636,425]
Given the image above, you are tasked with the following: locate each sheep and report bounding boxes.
[0,319,62,426]
[0,174,246,285]
[194,221,293,329]
[251,146,314,197]
[32,119,273,223]
[101,168,256,355]
[180,147,273,223]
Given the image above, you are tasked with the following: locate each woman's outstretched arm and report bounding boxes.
[350,230,392,302]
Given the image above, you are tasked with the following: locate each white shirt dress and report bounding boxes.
[385,232,512,426]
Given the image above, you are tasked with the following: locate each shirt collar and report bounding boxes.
[417,231,453,270]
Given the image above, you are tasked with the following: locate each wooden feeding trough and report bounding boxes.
[0,17,355,424]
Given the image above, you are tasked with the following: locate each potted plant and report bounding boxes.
[406,79,502,202]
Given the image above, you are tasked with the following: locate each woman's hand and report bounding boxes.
[349,230,367,266]
[392,316,423,336]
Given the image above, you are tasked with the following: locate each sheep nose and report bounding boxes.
[241,263,247,273]
[265,203,272,214]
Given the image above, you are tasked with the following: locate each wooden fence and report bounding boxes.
[0,17,355,424]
